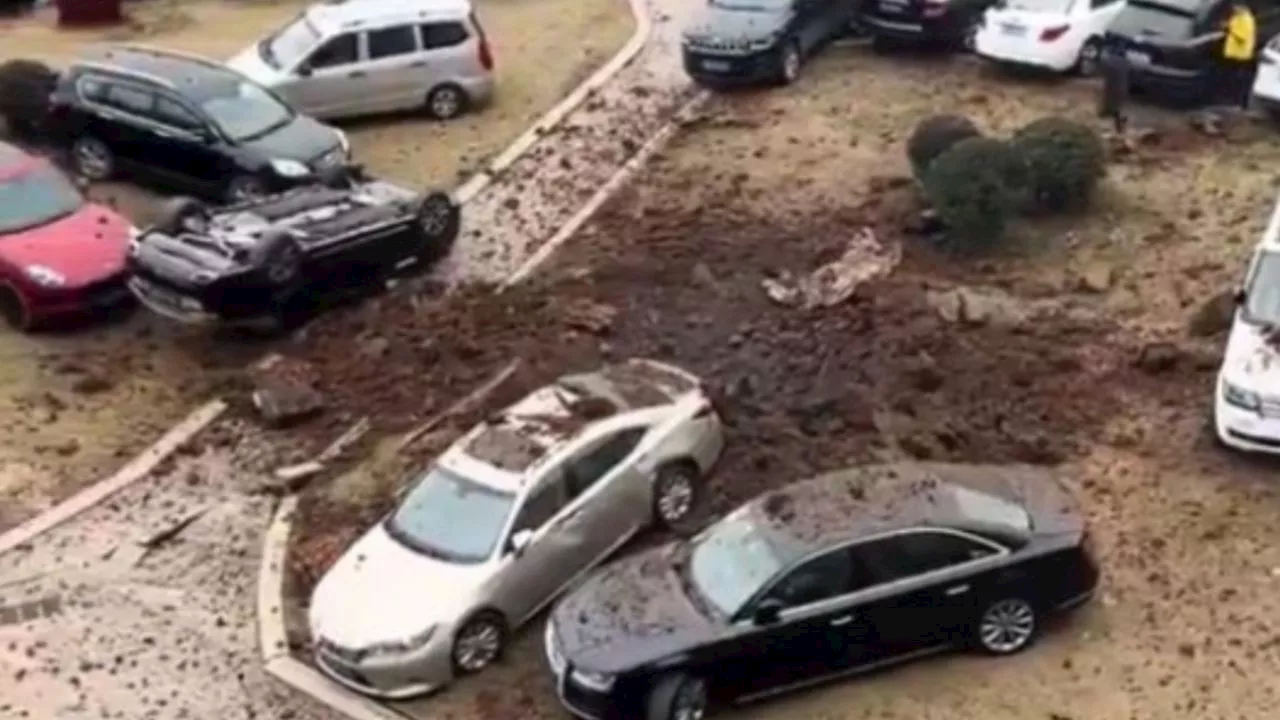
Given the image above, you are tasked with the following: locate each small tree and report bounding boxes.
[0,60,59,140]
[1011,117,1106,214]
[923,137,1026,252]
[906,114,981,181]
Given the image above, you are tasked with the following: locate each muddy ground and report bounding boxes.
[0,0,633,531]
[279,50,1280,720]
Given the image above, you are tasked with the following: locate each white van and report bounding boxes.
[228,0,494,122]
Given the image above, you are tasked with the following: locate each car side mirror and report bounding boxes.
[752,598,784,626]
[296,64,313,78]
[508,529,534,557]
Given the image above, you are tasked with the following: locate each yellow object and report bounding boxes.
[1224,7,1257,61]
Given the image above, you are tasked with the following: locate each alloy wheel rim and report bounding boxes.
[75,141,110,179]
[979,599,1034,653]
[657,472,694,523]
[419,197,452,236]
[455,621,502,672]
[672,679,707,720]
[432,89,461,118]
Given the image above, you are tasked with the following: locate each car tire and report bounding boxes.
[451,611,507,676]
[256,230,303,286]
[777,40,803,85]
[69,136,114,182]
[411,191,461,265]
[426,83,468,120]
[225,174,269,204]
[1075,38,1103,76]
[153,197,210,236]
[0,285,31,332]
[972,596,1038,656]
[646,673,709,720]
[652,461,700,532]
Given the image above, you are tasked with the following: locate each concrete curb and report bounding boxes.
[0,398,227,556]
[453,0,654,205]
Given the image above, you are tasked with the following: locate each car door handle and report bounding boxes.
[945,584,970,596]
[829,614,855,627]
[347,71,366,78]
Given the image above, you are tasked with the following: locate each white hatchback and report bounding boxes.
[1251,35,1280,116]
[975,0,1127,74]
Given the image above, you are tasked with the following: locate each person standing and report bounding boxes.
[1099,35,1132,134]
[1221,1,1258,109]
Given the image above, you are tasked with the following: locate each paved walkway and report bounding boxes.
[0,0,699,717]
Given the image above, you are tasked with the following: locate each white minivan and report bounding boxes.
[228,0,494,122]
[1215,194,1280,453]
[974,0,1127,74]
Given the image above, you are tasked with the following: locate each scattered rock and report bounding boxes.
[927,286,1031,327]
[762,227,900,309]
[248,354,325,426]
[563,299,617,335]
[1187,289,1237,337]
[1134,341,1183,373]
[1076,263,1114,293]
[255,462,325,496]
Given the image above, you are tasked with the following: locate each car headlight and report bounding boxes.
[366,625,436,658]
[25,265,66,288]
[1223,380,1261,411]
[270,158,312,178]
[570,668,616,691]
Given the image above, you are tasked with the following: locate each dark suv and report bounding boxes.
[1106,0,1280,102]
[861,0,996,49]
[48,44,349,202]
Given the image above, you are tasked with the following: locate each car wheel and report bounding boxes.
[451,612,507,675]
[225,174,268,204]
[70,136,114,182]
[653,461,699,531]
[426,84,468,120]
[258,230,302,285]
[1076,38,1103,76]
[153,197,210,236]
[412,191,461,264]
[0,286,30,332]
[646,673,708,720]
[973,597,1038,655]
[778,41,802,85]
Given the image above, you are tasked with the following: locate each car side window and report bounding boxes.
[854,531,998,585]
[420,21,470,49]
[764,548,860,609]
[101,83,155,116]
[76,75,109,104]
[153,97,204,132]
[307,33,359,69]
[510,478,566,536]
[367,25,420,59]
[564,428,647,499]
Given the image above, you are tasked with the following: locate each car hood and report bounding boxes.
[239,112,341,165]
[550,542,720,674]
[1220,316,1280,392]
[0,203,130,286]
[309,523,490,648]
[684,6,790,42]
[227,45,286,88]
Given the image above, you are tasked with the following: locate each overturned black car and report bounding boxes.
[126,166,460,331]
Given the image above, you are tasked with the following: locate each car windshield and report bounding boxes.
[260,14,322,70]
[999,0,1075,12]
[199,80,294,141]
[384,465,516,564]
[1244,250,1280,326]
[688,507,804,617]
[709,0,791,11]
[1109,1,1197,40]
[0,166,83,234]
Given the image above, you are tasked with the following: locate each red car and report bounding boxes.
[0,141,133,331]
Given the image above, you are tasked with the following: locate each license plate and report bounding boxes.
[1126,50,1152,66]
[702,59,731,72]
[1001,23,1026,36]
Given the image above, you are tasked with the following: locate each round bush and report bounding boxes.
[906,114,981,181]
[0,59,59,140]
[1011,117,1106,214]
[923,137,1027,251]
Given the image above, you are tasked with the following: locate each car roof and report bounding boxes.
[307,0,473,33]
[73,44,243,97]
[450,359,702,486]
[742,463,1045,554]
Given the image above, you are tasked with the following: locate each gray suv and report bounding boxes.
[682,0,861,86]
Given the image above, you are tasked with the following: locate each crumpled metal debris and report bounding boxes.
[761,227,901,309]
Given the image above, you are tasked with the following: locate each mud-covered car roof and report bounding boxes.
[744,463,1074,552]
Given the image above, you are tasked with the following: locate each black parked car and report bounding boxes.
[1105,0,1280,103]
[682,0,862,86]
[48,44,350,203]
[545,463,1100,720]
[861,0,996,49]
[126,165,460,331]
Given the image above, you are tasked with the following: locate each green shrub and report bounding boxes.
[1011,117,1106,214]
[0,59,58,139]
[923,137,1027,251]
[906,114,981,181]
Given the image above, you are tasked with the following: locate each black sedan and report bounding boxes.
[544,463,1100,720]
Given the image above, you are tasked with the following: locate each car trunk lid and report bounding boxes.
[983,5,1074,42]
[1109,0,1205,71]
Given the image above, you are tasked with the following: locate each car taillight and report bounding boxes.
[473,14,494,71]
[1039,24,1069,42]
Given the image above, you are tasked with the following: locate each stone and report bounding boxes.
[1076,263,1114,293]
[247,354,325,426]
[1134,342,1183,374]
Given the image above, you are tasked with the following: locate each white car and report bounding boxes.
[309,359,725,698]
[1251,35,1280,118]
[1215,195,1280,453]
[974,0,1127,74]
